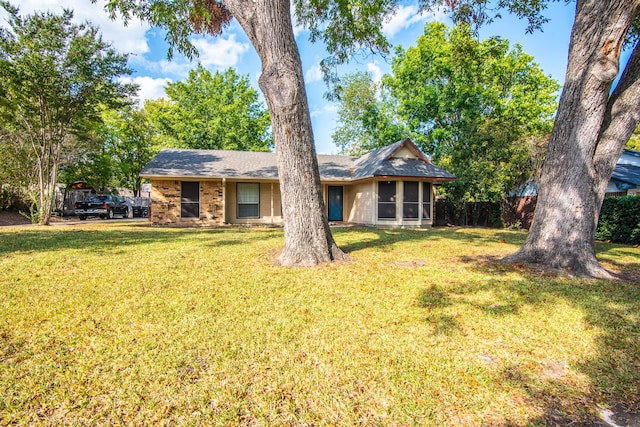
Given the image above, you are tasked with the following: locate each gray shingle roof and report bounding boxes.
[351,139,455,180]
[141,149,278,179]
[611,163,640,189]
[140,139,456,181]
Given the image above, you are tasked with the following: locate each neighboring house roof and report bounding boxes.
[510,149,640,196]
[618,148,640,167]
[611,163,640,190]
[140,139,456,182]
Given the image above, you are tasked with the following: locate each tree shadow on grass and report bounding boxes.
[335,226,526,254]
[416,253,640,424]
[0,224,280,257]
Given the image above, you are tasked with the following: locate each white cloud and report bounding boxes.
[127,33,251,79]
[191,35,250,69]
[129,56,192,79]
[120,76,172,106]
[305,63,323,83]
[367,62,383,82]
[310,103,337,118]
[383,5,445,38]
[10,0,150,55]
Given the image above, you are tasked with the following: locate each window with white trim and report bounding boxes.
[237,183,260,218]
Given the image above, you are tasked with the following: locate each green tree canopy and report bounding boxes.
[60,105,162,195]
[627,124,640,150]
[334,22,559,203]
[0,2,135,223]
[99,106,157,195]
[388,22,558,203]
[152,64,272,151]
[58,129,115,192]
[331,71,405,155]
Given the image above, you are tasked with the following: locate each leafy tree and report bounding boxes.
[0,127,34,191]
[103,0,388,266]
[155,65,272,151]
[332,71,406,155]
[0,126,35,212]
[60,105,162,195]
[0,3,135,224]
[627,124,640,150]
[58,130,116,192]
[336,2,640,277]
[100,106,157,196]
[143,98,183,149]
[333,23,557,205]
[500,0,640,278]
[386,22,558,204]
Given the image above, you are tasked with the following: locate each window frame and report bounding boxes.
[180,181,200,219]
[377,181,397,220]
[236,182,260,219]
[422,182,432,220]
[403,181,420,219]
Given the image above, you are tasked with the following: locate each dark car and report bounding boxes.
[74,194,130,220]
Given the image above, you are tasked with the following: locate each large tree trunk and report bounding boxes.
[503,0,640,278]
[593,44,640,214]
[224,0,346,266]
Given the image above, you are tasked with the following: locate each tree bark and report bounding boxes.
[224,0,346,266]
[502,0,640,278]
[593,43,640,213]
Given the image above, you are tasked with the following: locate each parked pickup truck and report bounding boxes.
[74,194,130,220]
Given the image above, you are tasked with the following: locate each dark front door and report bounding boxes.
[328,186,343,221]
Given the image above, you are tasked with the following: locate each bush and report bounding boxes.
[0,185,29,212]
[596,196,640,244]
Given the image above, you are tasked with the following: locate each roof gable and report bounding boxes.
[351,139,453,180]
[386,138,430,162]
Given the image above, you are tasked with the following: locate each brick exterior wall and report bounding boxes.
[200,180,224,224]
[150,179,223,226]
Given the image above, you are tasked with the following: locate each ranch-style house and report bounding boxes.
[140,138,456,227]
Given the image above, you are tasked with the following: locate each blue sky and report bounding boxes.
[9,1,584,153]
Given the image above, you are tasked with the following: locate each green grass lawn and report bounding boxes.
[1,223,639,426]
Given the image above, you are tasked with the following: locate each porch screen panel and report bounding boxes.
[181,181,200,218]
[403,181,419,219]
[378,181,397,220]
[237,183,260,218]
[422,183,432,219]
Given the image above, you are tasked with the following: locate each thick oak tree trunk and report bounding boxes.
[225,0,346,266]
[503,0,640,278]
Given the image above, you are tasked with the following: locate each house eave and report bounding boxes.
[140,173,355,182]
[141,173,455,183]
[373,175,456,182]
[141,174,280,181]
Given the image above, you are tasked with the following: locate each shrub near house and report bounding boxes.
[596,196,640,244]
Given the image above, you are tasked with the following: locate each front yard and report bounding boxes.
[1,224,639,425]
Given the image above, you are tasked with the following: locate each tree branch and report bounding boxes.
[593,40,640,187]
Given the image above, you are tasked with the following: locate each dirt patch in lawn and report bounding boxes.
[0,211,31,226]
